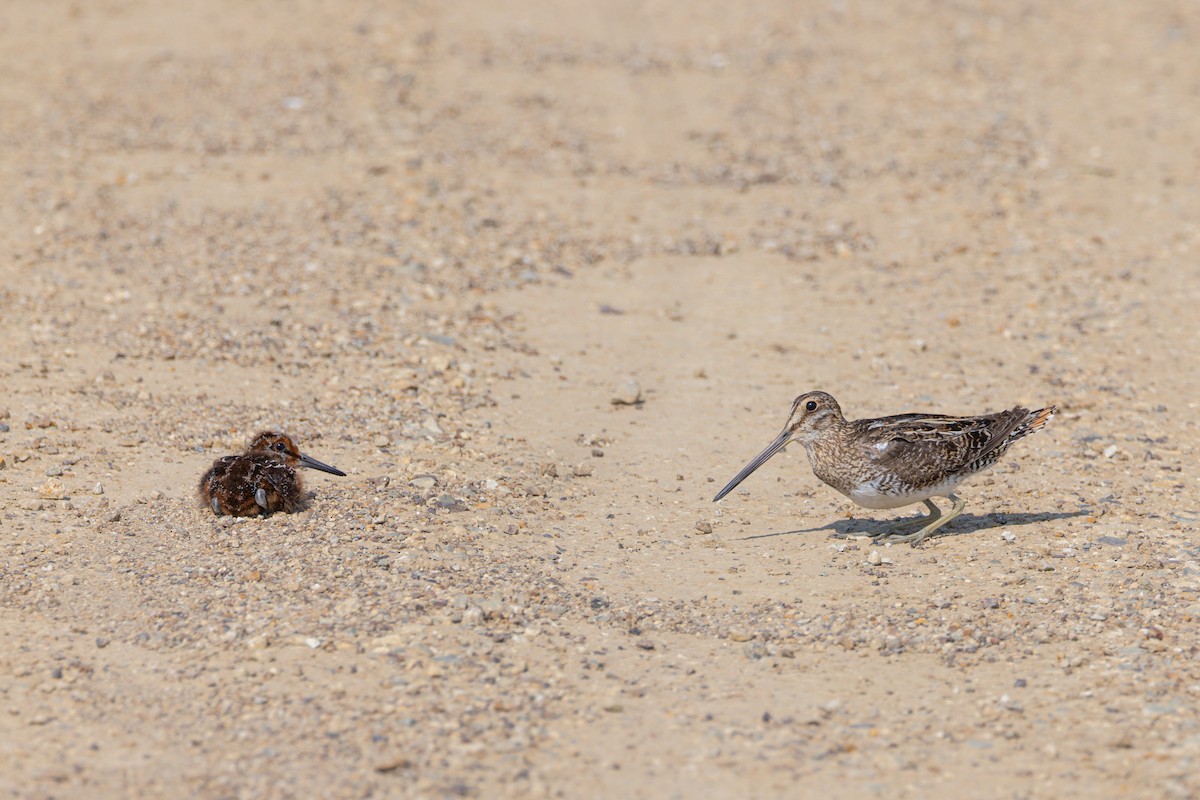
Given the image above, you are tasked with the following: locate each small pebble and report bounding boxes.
[867,550,882,566]
[1001,531,1016,543]
[611,379,643,405]
[999,695,1024,713]
[372,434,390,447]
[409,475,437,490]
[435,493,466,510]
[45,465,63,477]
[744,641,767,660]
[821,699,843,715]
[1102,444,1118,458]
[695,520,713,534]
[37,478,66,499]
[92,482,104,495]
[374,755,413,773]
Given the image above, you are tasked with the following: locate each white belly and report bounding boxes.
[847,476,961,510]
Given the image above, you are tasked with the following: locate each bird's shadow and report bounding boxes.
[739,509,1089,543]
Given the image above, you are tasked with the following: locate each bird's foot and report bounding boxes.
[872,499,941,537]
[871,496,965,547]
[882,511,941,534]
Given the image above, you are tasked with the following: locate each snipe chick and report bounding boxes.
[714,391,1056,545]
[200,431,346,517]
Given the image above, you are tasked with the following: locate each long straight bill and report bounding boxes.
[299,452,347,477]
[712,429,791,501]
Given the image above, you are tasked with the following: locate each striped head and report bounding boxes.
[244,431,347,476]
[780,391,846,446]
[712,390,847,502]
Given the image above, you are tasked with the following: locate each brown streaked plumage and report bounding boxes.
[713,391,1057,546]
[199,431,346,517]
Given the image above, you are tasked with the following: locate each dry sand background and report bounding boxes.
[2,1,1200,797]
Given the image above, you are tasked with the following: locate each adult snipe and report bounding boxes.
[200,431,346,516]
[713,391,1056,545]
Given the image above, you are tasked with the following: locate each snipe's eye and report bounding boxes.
[805,400,818,412]
[274,442,286,451]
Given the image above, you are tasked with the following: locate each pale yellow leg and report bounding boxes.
[878,499,941,534]
[873,495,965,547]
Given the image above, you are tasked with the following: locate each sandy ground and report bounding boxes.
[2,1,1200,797]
